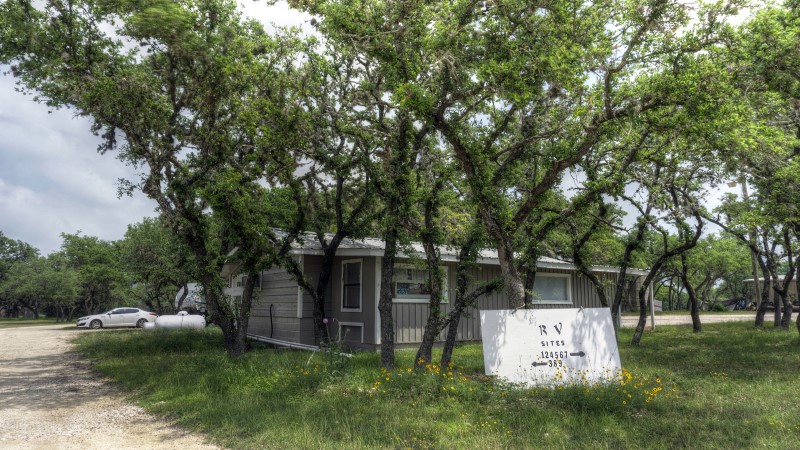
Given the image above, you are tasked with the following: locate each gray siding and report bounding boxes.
[328,256,377,345]
[249,266,303,343]
[393,264,632,344]
[248,255,379,347]
[247,255,641,348]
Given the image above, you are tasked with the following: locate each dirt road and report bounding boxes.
[620,313,756,328]
[0,325,219,450]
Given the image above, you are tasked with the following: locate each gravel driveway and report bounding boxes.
[0,325,219,450]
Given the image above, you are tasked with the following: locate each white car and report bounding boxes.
[77,308,157,329]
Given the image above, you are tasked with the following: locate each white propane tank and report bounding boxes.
[154,311,206,329]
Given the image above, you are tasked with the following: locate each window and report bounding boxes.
[392,264,448,303]
[236,274,261,289]
[531,273,572,305]
[342,259,362,311]
[338,322,364,344]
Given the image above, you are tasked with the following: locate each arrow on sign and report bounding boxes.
[570,351,586,357]
[531,362,548,367]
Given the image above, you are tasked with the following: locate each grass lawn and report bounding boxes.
[0,318,60,329]
[74,322,800,449]
[621,310,755,316]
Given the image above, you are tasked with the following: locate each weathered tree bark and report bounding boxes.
[667,281,674,311]
[439,277,503,367]
[414,193,446,368]
[777,230,797,329]
[570,206,611,308]
[523,266,537,309]
[610,209,651,332]
[414,201,505,368]
[632,213,703,345]
[495,238,526,309]
[378,227,399,369]
[680,254,702,333]
[796,263,800,338]
[415,288,443,368]
[312,241,340,342]
[284,232,346,344]
[18,300,38,319]
[440,311,462,369]
[754,265,771,327]
[439,236,503,368]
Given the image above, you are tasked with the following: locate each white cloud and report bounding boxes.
[0,76,158,254]
[239,0,313,31]
[0,2,310,254]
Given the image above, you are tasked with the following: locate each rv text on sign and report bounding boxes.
[480,308,622,386]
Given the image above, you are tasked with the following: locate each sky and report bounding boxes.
[0,1,741,255]
[0,2,311,255]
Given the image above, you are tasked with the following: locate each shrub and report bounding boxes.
[709,303,728,312]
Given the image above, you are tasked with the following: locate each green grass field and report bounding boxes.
[74,322,800,449]
[0,318,60,329]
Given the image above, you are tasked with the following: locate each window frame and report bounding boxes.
[341,259,363,312]
[337,321,364,344]
[530,272,573,305]
[391,263,449,304]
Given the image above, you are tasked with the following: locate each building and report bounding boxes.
[221,236,648,350]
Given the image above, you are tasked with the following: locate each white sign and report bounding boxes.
[480,308,622,386]
[653,300,663,312]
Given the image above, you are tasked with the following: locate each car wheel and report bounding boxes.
[90,320,102,329]
[136,319,147,328]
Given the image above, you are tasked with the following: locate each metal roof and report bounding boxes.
[281,232,649,276]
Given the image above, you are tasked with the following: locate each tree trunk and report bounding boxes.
[685,279,702,333]
[236,271,258,355]
[611,209,652,332]
[439,233,503,368]
[633,218,703,345]
[415,274,444,369]
[310,234,345,344]
[415,320,440,368]
[772,287,782,327]
[18,300,38,319]
[574,263,608,308]
[780,294,793,329]
[796,264,800,338]
[667,282,674,311]
[378,227,398,369]
[680,254,702,332]
[610,273,631,333]
[754,273,771,326]
[778,236,797,329]
[415,203,446,368]
[631,283,650,345]
[523,266,537,308]
[201,270,244,358]
[496,238,525,308]
[440,309,462,368]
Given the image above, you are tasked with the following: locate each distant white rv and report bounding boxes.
[175,283,206,312]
